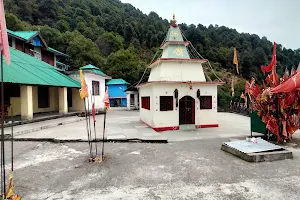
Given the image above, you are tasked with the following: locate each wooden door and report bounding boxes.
[179,96,195,125]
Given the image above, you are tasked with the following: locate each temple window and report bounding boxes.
[160,96,173,111]
[200,96,212,109]
[141,96,150,110]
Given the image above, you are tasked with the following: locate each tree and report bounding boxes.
[104,49,142,84]
[96,32,124,56]
[67,33,104,69]
[5,13,27,31]
[150,35,158,48]
[116,24,125,37]
[124,23,135,42]
[5,0,300,110]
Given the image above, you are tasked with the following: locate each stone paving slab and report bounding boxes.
[6,110,300,143]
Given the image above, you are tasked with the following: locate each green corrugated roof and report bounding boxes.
[80,64,100,70]
[1,47,80,88]
[80,64,109,77]
[7,30,38,41]
[106,79,129,85]
[48,47,68,57]
[56,61,65,66]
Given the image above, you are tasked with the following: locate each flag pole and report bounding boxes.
[102,108,106,160]
[10,107,13,172]
[0,53,6,197]
[83,99,92,158]
[92,95,98,155]
[87,95,93,158]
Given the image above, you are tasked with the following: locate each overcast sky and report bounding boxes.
[121,0,299,50]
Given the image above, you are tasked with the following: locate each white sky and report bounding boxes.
[121,0,299,50]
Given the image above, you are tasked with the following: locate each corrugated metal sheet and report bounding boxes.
[7,30,38,41]
[106,79,129,85]
[223,138,284,153]
[80,64,109,77]
[1,47,80,88]
[48,47,68,57]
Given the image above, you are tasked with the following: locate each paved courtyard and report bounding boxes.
[4,109,283,142]
[6,140,300,200]
[2,110,300,199]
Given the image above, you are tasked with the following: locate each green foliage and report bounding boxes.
[5,13,30,31]
[96,32,124,56]
[67,32,104,69]
[104,49,144,84]
[3,0,300,109]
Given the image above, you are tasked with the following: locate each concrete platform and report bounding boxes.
[221,138,293,162]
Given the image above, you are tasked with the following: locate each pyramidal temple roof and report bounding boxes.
[159,14,191,59]
[136,14,224,86]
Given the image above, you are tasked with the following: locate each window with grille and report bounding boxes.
[92,81,100,96]
[160,96,173,111]
[141,96,150,110]
[200,96,212,109]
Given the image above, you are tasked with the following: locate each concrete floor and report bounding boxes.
[8,110,283,142]
[5,140,300,200]
[2,110,300,199]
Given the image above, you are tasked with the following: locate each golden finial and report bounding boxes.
[171,13,177,24]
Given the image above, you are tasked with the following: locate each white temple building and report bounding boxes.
[137,15,223,131]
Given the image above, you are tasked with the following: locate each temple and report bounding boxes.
[137,14,223,131]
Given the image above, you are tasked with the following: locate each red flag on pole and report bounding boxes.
[261,42,276,73]
[92,102,96,123]
[103,86,110,110]
[0,0,10,65]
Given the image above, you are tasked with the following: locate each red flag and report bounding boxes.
[283,68,289,81]
[266,118,280,142]
[261,42,276,73]
[245,81,249,94]
[103,86,110,110]
[271,72,300,93]
[0,0,10,65]
[92,102,96,123]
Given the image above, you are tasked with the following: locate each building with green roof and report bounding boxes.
[7,29,69,69]
[2,33,84,120]
[69,64,111,112]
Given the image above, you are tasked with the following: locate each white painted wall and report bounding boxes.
[139,85,154,126]
[69,72,107,111]
[140,83,218,128]
[148,61,206,82]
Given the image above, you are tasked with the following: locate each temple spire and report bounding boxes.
[171,13,177,25]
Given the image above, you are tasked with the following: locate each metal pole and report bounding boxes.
[92,95,98,155]
[0,53,5,196]
[83,99,92,158]
[87,97,93,157]
[10,107,13,172]
[102,110,106,160]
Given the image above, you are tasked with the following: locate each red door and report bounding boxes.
[179,96,195,125]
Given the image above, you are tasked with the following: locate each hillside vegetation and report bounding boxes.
[4,0,300,109]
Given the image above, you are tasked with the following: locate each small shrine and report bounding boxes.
[137,14,223,131]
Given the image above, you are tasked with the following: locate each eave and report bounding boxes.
[136,81,224,88]
[8,32,49,49]
[148,58,208,68]
[160,41,190,49]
